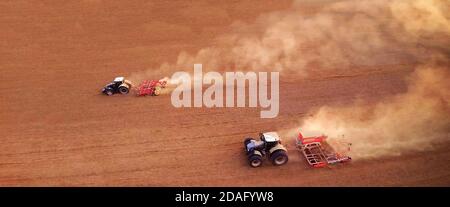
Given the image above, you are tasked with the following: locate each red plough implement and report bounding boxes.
[136,80,167,96]
[296,131,351,168]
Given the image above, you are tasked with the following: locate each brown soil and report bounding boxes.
[1,0,449,186]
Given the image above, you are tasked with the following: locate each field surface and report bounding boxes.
[1,0,449,186]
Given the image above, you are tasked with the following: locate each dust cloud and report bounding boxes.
[130,0,450,159]
[299,63,450,159]
[129,0,450,82]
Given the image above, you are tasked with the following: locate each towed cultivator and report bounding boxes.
[136,80,167,96]
[296,131,351,168]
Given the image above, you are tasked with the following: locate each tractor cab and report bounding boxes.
[111,77,125,87]
[103,77,124,88]
[113,77,125,83]
[260,132,281,143]
[260,132,281,149]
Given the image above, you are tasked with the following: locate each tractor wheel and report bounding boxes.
[118,86,129,94]
[248,154,263,168]
[105,90,114,96]
[244,138,253,148]
[270,149,288,166]
[153,87,161,96]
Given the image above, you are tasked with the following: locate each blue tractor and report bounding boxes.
[102,77,132,96]
[244,132,288,167]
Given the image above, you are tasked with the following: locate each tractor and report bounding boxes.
[244,132,288,168]
[101,77,132,96]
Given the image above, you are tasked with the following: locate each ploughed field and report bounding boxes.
[1,0,449,186]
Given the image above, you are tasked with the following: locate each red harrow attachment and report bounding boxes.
[136,80,167,96]
[296,131,351,168]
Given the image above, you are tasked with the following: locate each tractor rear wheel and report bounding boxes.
[248,154,263,168]
[119,86,129,94]
[270,150,288,166]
